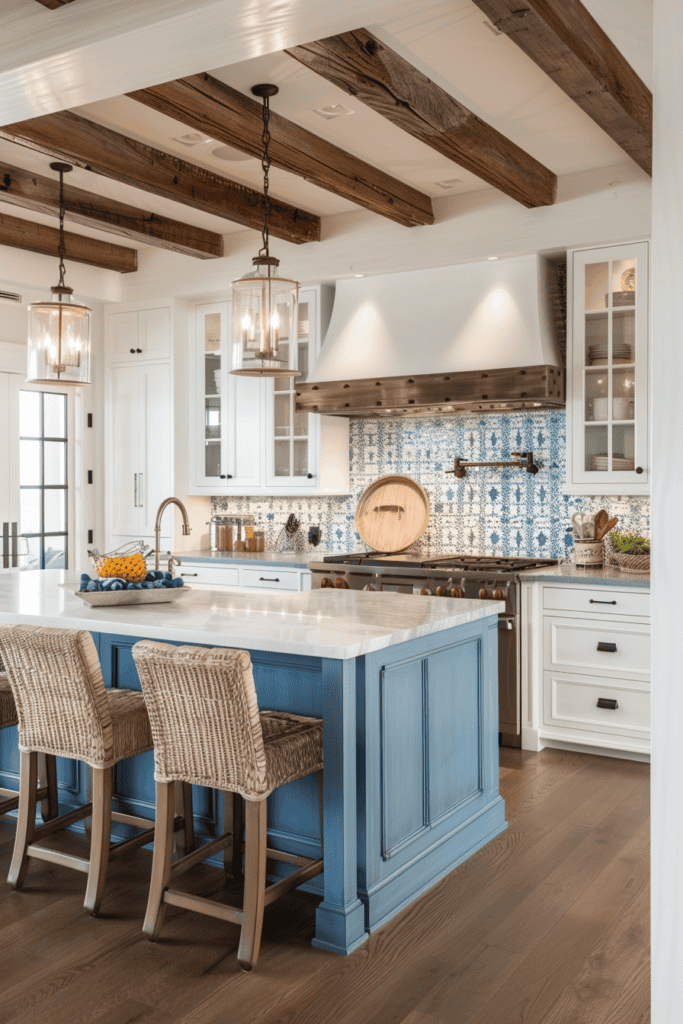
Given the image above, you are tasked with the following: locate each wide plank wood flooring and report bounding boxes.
[0,747,650,1024]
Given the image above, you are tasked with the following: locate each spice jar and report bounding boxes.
[246,529,265,552]
[207,516,234,552]
[233,515,254,551]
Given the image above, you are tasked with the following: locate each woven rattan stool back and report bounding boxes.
[0,624,114,765]
[133,641,270,799]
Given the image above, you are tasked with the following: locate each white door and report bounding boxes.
[109,364,141,536]
[0,373,21,573]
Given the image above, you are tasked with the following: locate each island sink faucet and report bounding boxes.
[154,497,191,571]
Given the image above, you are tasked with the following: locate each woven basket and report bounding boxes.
[605,544,650,575]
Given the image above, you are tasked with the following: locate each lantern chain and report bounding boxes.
[259,92,271,258]
[57,165,67,290]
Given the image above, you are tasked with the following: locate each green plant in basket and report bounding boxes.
[609,530,650,556]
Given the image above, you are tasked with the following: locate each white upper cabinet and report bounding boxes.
[190,286,350,497]
[567,242,649,495]
[108,307,170,362]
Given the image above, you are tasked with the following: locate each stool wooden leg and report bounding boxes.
[181,783,194,856]
[143,780,175,941]
[40,754,59,823]
[84,766,113,916]
[8,751,38,890]
[231,793,244,881]
[237,799,268,972]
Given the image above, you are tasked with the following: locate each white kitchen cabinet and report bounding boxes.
[107,362,172,542]
[521,579,650,759]
[190,286,349,496]
[566,241,649,495]
[177,560,311,592]
[107,307,170,363]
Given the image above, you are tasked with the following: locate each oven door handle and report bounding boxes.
[498,614,516,631]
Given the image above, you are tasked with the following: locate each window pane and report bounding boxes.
[20,490,41,534]
[274,441,290,477]
[24,536,41,571]
[43,393,66,438]
[44,489,67,533]
[205,441,220,478]
[274,394,290,437]
[19,391,41,437]
[293,440,308,477]
[20,439,41,485]
[44,441,66,486]
[43,536,66,570]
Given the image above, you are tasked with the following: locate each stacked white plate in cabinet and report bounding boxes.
[588,343,632,365]
[591,454,635,471]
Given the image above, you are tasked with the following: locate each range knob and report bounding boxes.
[449,586,465,599]
[478,588,490,601]
[320,577,334,588]
[334,578,350,589]
[492,588,507,602]
[435,585,448,597]
[418,588,432,597]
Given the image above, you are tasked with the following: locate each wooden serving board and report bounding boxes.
[355,475,430,552]
[62,584,191,607]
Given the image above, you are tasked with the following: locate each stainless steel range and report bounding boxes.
[310,552,560,747]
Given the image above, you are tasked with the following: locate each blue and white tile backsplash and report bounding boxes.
[212,410,650,558]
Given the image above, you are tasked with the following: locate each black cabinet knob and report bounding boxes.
[219,474,226,479]
[219,474,233,480]
[636,467,643,474]
[307,473,314,479]
[136,348,142,353]
[130,348,135,354]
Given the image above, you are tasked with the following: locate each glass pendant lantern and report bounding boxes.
[231,85,300,379]
[27,163,92,386]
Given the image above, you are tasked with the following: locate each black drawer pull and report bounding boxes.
[590,599,617,605]
[259,577,280,583]
[597,641,617,653]
[597,697,618,710]
[180,572,198,577]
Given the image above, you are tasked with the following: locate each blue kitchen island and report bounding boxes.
[0,572,506,955]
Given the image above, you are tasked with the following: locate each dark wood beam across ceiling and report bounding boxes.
[129,73,434,228]
[0,160,222,259]
[286,28,557,209]
[470,0,652,175]
[0,112,320,245]
[0,211,137,273]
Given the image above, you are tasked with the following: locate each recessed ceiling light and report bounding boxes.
[211,144,253,163]
[354,274,364,278]
[314,104,354,120]
[173,132,214,147]
[435,178,463,191]
[488,256,499,260]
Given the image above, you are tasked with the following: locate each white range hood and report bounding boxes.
[297,254,564,417]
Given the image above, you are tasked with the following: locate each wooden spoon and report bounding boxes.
[597,516,619,540]
[594,509,609,537]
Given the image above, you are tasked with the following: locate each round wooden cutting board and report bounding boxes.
[355,475,430,552]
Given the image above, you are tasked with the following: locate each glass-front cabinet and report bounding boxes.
[568,242,649,495]
[192,286,349,496]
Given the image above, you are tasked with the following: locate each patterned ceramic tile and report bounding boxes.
[212,411,650,557]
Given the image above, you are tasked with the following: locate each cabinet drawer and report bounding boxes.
[239,567,301,591]
[544,671,650,739]
[177,564,240,587]
[543,617,650,678]
[543,586,649,618]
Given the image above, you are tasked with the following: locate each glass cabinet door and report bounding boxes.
[195,303,227,488]
[571,242,648,493]
[267,288,317,488]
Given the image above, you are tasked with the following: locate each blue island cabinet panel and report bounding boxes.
[357,615,506,933]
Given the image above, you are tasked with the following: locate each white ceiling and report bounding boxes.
[0,0,653,261]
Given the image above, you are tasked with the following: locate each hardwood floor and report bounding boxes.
[0,748,650,1024]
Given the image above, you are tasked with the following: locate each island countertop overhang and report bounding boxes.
[0,571,504,660]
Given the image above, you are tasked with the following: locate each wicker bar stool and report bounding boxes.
[132,640,324,972]
[0,668,58,821]
[0,624,193,915]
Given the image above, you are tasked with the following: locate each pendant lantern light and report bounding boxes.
[27,163,92,386]
[231,85,299,378]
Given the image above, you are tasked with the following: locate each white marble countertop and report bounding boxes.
[172,549,335,570]
[0,571,503,660]
[520,562,650,588]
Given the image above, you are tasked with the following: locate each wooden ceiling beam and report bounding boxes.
[129,73,434,228]
[0,211,137,273]
[470,0,652,175]
[286,28,557,209]
[0,160,222,259]
[0,111,320,245]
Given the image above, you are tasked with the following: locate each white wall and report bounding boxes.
[651,3,682,1021]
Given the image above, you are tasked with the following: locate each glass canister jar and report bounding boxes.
[208,515,234,551]
[246,528,265,552]
[233,515,255,551]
